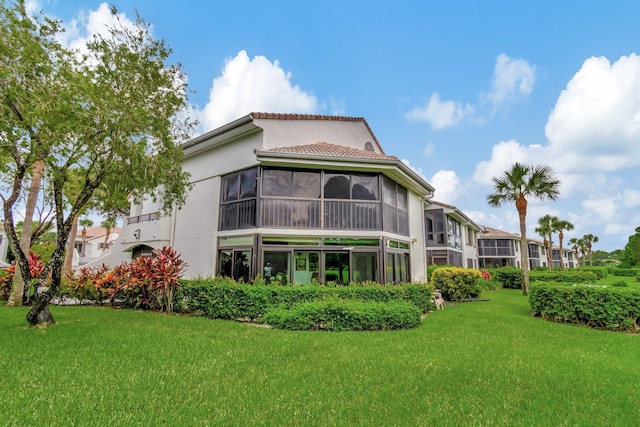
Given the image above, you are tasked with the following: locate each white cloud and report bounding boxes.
[472,139,546,185]
[545,54,640,173]
[60,3,138,54]
[407,54,534,129]
[582,197,618,221]
[430,170,463,203]
[486,53,536,108]
[623,189,640,208]
[423,140,435,157]
[406,93,474,129]
[199,50,318,132]
[400,159,428,182]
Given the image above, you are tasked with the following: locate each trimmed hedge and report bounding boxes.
[175,279,435,321]
[263,299,422,331]
[575,267,608,279]
[609,267,640,277]
[430,267,482,301]
[490,268,523,289]
[529,270,598,284]
[529,284,640,332]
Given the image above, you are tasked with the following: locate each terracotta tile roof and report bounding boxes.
[480,225,521,238]
[256,141,398,161]
[78,225,122,240]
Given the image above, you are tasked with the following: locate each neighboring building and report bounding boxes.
[477,226,522,269]
[0,222,8,265]
[477,225,576,269]
[424,201,482,268]
[552,248,578,269]
[74,225,121,267]
[112,113,435,283]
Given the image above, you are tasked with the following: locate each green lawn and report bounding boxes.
[1,289,639,426]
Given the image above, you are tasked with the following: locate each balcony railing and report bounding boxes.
[127,212,159,225]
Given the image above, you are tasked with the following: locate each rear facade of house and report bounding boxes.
[112,113,435,284]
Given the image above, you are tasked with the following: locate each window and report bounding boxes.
[386,252,410,284]
[383,177,409,236]
[220,168,258,230]
[218,249,252,283]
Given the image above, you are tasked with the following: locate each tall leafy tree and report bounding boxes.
[487,163,560,295]
[78,217,93,258]
[552,218,573,270]
[1,2,194,325]
[100,216,117,251]
[535,214,557,271]
[621,227,640,267]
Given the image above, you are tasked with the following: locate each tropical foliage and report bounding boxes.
[1,1,193,324]
[487,162,560,295]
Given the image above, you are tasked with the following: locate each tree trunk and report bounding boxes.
[558,232,565,270]
[516,195,529,295]
[81,228,87,258]
[62,214,79,278]
[8,160,44,306]
[26,235,66,326]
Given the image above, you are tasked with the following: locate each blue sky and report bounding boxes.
[33,0,640,252]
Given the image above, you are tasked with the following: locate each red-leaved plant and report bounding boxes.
[0,253,46,302]
[65,247,187,312]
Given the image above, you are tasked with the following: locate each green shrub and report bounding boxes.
[176,279,435,321]
[612,280,628,287]
[430,268,482,301]
[491,268,523,289]
[427,264,453,280]
[529,270,598,284]
[609,267,640,277]
[263,299,422,331]
[529,284,640,332]
[575,267,608,279]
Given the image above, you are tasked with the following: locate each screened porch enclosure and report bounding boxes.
[219,167,409,235]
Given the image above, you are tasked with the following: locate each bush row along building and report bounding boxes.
[62,114,580,281]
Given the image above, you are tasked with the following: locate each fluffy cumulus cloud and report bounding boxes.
[472,139,546,186]
[545,54,640,173]
[199,50,318,131]
[430,170,463,203]
[407,53,534,129]
[485,53,536,109]
[406,93,474,129]
[59,3,138,53]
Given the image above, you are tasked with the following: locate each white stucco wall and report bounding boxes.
[408,190,427,282]
[256,118,382,153]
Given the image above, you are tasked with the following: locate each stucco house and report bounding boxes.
[477,225,577,269]
[112,113,435,284]
[424,200,482,268]
[74,225,121,267]
[0,223,8,266]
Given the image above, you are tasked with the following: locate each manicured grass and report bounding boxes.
[1,289,639,426]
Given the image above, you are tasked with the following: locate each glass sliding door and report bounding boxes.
[352,252,378,283]
[292,251,320,285]
[386,252,410,284]
[324,252,349,284]
[264,251,291,285]
[219,249,252,283]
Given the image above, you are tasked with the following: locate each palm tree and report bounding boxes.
[487,163,560,295]
[552,218,574,270]
[100,217,117,251]
[583,233,599,266]
[535,214,557,271]
[78,218,93,258]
